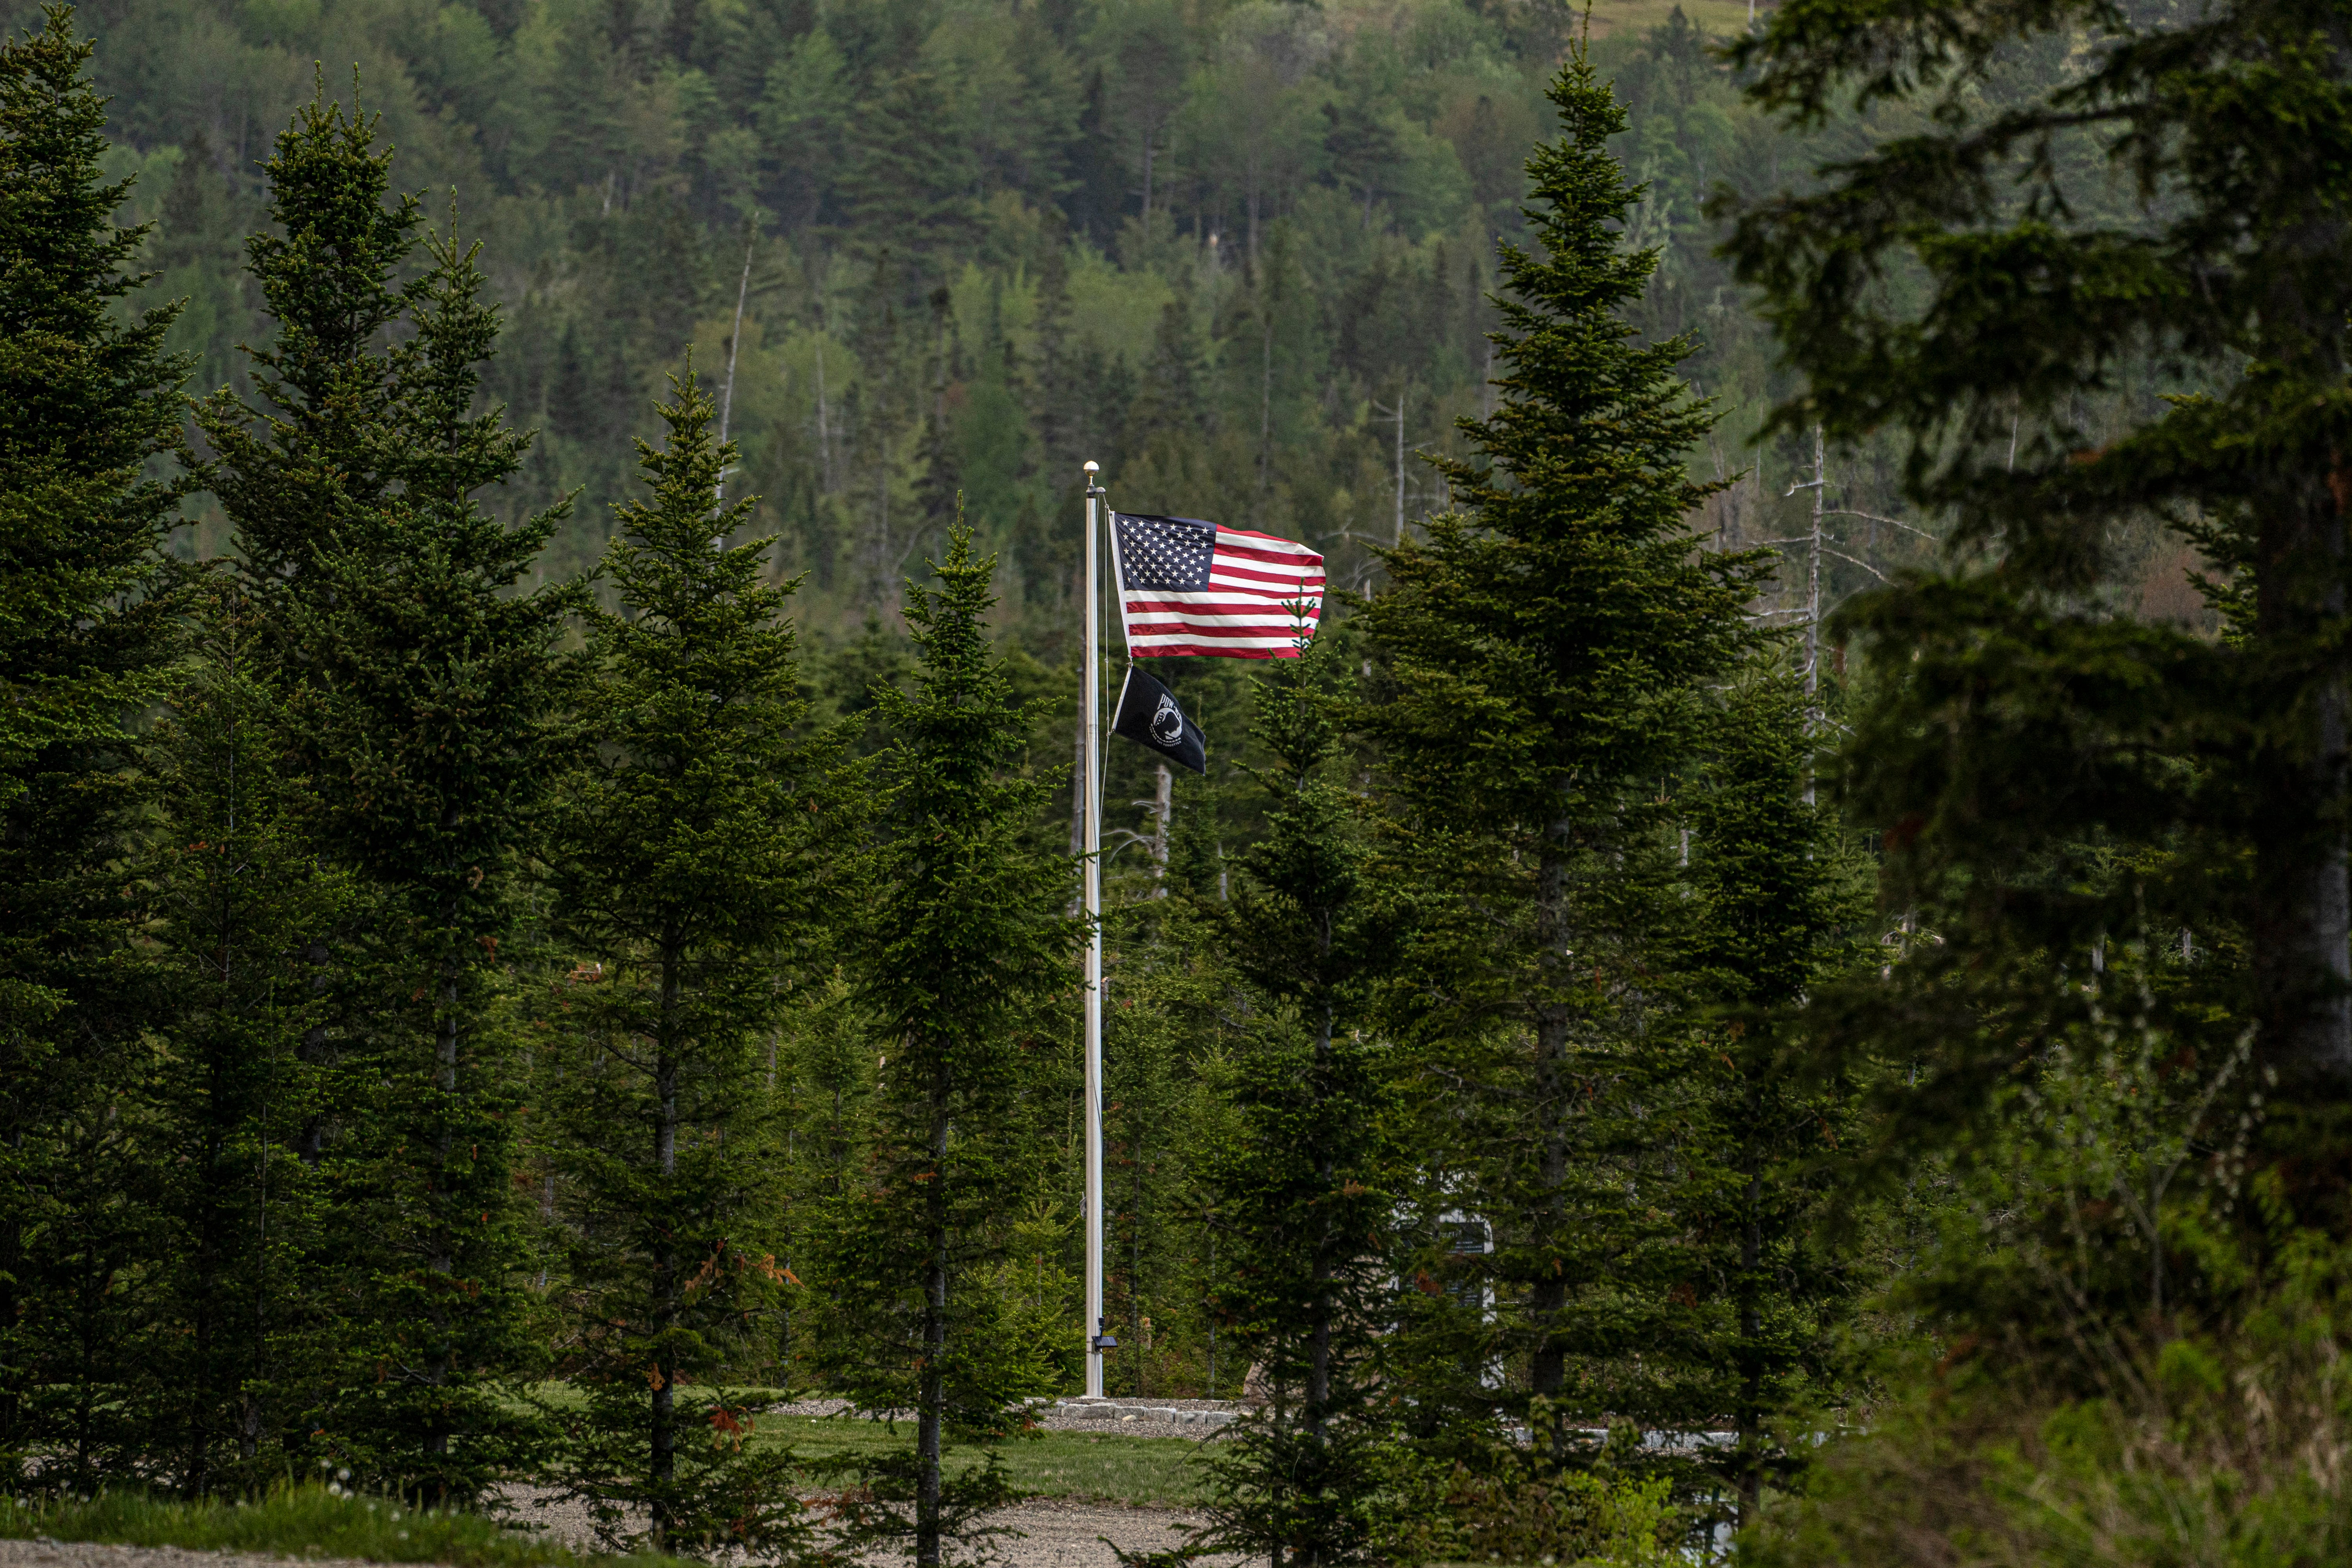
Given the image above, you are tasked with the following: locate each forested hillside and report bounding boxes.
[38,0,1918,644]
[14,0,2352,1559]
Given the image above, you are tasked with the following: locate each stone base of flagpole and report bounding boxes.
[1048,1398,1241,1430]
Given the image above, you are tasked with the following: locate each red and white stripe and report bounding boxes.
[1118,526,1325,659]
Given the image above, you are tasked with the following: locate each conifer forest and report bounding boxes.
[12,0,2352,1559]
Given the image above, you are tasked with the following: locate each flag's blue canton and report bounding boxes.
[1116,513,1215,592]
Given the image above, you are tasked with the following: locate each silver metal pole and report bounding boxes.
[1081,460,1106,1399]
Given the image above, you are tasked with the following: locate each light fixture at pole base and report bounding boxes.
[1091,1335,1118,1351]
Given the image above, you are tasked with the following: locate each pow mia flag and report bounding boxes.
[1111,666,1207,776]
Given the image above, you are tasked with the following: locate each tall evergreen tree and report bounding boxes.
[202,87,580,1493]
[913,286,964,535]
[846,252,914,609]
[291,210,582,1502]
[839,73,982,265]
[808,523,1076,1568]
[1673,662,1869,1524]
[1128,297,1206,450]
[138,590,352,1493]
[196,85,416,598]
[1198,627,1400,1568]
[0,4,194,1485]
[1711,9,2352,1550]
[1031,217,1079,479]
[190,83,418,1203]
[1094,895,1218,1399]
[540,366,853,1556]
[768,975,875,1380]
[1356,45,1760,1448]
[1724,0,2352,1133]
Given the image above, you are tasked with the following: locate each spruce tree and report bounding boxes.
[1128,298,1206,449]
[202,89,579,1492]
[1197,628,1400,1568]
[1094,893,1217,1398]
[1673,662,1869,1524]
[0,4,194,1484]
[1709,6,2352,1543]
[1032,217,1078,479]
[190,82,416,1202]
[913,286,964,535]
[1355,45,1760,1446]
[808,523,1076,1568]
[768,975,875,1381]
[540,366,853,1556]
[845,252,913,609]
[839,73,981,266]
[289,212,582,1502]
[196,85,415,598]
[1724,0,2352,1129]
[138,589,352,1493]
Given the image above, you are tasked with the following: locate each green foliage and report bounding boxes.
[1748,1236,2352,1568]
[537,365,849,1558]
[1669,661,1873,1521]
[0,1481,693,1568]
[1358,42,1765,1463]
[1196,627,1403,1568]
[808,521,1077,1565]
[193,82,414,592]
[67,0,1853,639]
[1420,1411,1691,1568]
[188,79,586,1504]
[964,1201,1086,1399]
[1725,0,2352,1109]
[1710,19,2352,1561]
[1707,0,2352,1435]
[134,589,353,1494]
[303,264,573,1502]
[31,8,2345,1564]
[765,973,874,1382]
[1094,887,1229,1403]
[0,0,194,1489]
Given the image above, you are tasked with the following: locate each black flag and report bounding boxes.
[1111,666,1207,775]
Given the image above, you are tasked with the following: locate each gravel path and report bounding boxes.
[0,1513,1232,1568]
[0,1405,1249,1568]
[505,1481,1237,1568]
[942,1499,1229,1568]
[0,1543,379,1568]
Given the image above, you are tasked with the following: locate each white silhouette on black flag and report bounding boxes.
[1110,666,1207,776]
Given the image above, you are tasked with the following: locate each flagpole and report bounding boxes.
[1081,459,1107,1401]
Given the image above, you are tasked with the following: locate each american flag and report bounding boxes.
[1111,512,1325,659]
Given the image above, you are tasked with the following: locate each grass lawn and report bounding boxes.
[747,1412,1213,1509]
[0,1485,685,1568]
[0,1430,1207,1567]
[521,1387,1214,1508]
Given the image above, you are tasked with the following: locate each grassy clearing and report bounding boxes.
[747,1413,1212,1509]
[0,1410,1209,1568]
[0,1484,684,1568]
[994,1434,1210,1509]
